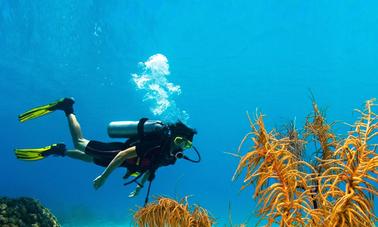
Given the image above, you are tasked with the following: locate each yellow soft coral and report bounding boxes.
[234,99,378,227]
[133,196,215,227]
[319,99,378,226]
[233,113,318,226]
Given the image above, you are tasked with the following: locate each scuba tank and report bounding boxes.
[108,119,167,138]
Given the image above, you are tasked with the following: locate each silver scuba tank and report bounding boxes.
[107,120,166,138]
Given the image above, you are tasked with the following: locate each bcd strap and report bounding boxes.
[137,118,149,140]
[136,118,149,167]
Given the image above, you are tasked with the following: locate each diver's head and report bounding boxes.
[168,121,197,159]
[169,121,197,142]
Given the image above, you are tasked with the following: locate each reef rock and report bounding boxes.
[0,197,59,227]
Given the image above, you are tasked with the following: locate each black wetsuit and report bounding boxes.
[84,137,176,173]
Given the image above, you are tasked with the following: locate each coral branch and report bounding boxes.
[133,197,215,227]
[233,99,378,226]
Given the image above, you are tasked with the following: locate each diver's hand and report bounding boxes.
[93,175,106,190]
[128,185,142,198]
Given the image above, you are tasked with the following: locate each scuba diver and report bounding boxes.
[15,97,200,205]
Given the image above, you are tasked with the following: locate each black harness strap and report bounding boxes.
[137,118,149,140]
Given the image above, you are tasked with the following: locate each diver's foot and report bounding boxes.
[42,143,67,157]
[50,97,75,115]
[15,143,66,161]
[19,97,76,122]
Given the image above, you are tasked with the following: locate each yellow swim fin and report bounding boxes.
[18,97,75,123]
[15,143,66,161]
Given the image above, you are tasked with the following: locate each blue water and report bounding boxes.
[1,1,378,226]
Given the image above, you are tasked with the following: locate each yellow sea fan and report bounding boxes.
[233,100,378,227]
[133,196,215,227]
[319,99,378,226]
[233,112,319,226]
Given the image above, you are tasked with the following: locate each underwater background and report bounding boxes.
[1,0,378,226]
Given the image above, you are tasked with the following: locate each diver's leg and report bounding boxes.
[66,149,93,163]
[66,113,89,151]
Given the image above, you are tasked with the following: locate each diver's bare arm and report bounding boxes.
[93,146,137,189]
[101,146,137,179]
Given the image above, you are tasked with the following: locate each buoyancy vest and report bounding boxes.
[120,118,175,173]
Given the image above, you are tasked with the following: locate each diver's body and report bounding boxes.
[16,98,198,198]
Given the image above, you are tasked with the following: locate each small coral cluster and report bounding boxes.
[133,196,214,227]
[233,99,378,226]
[0,197,59,227]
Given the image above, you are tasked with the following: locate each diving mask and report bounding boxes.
[173,136,192,150]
